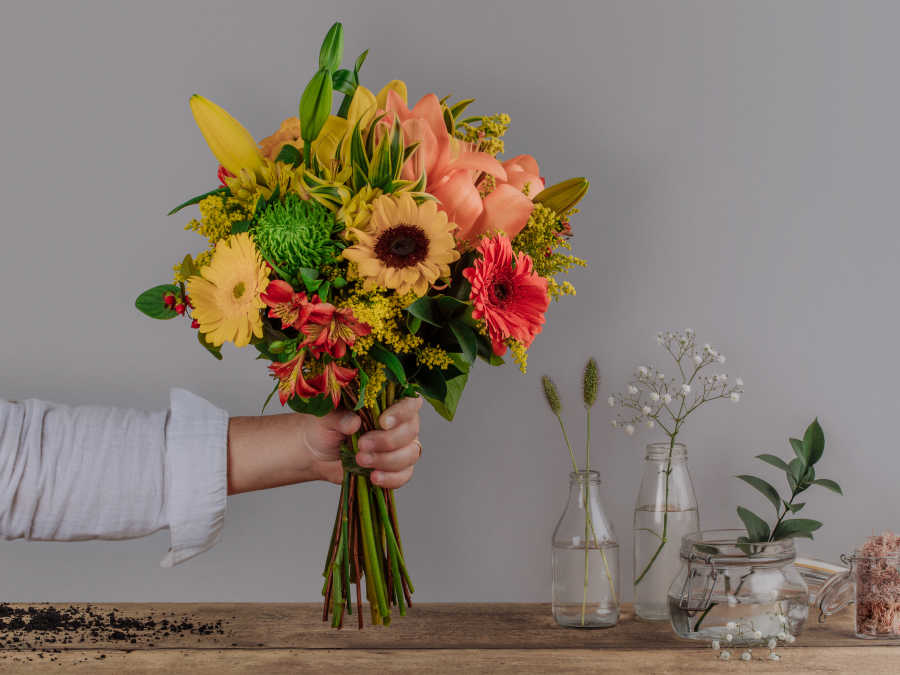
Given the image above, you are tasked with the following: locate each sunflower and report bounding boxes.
[187,233,269,347]
[342,193,460,297]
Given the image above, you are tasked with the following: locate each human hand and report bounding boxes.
[308,396,424,488]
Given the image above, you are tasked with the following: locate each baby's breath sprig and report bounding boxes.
[610,329,745,587]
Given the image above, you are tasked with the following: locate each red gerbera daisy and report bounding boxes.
[462,234,550,356]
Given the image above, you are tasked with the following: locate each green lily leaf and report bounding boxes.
[299,68,333,150]
[135,284,179,319]
[354,49,368,74]
[275,144,302,167]
[332,68,357,95]
[167,187,227,216]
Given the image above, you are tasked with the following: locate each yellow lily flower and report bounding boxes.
[189,95,265,182]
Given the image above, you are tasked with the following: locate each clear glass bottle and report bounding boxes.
[668,530,809,642]
[633,442,699,621]
[552,470,620,628]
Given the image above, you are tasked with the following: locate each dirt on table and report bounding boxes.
[0,603,233,668]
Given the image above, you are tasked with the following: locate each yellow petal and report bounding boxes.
[189,95,265,182]
[347,85,377,129]
[376,80,407,109]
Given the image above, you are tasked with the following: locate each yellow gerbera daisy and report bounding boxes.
[342,194,460,297]
[187,233,269,347]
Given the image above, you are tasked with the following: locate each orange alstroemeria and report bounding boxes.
[309,361,358,408]
[300,306,372,359]
[261,280,330,331]
[269,349,322,405]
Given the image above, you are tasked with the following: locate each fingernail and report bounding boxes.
[371,471,382,485]
[357,454,373,466]
[358,438,373,452]
[382,415,396,429]
[341,413,357,429]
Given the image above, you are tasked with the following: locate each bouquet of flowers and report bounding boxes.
[136,22,589,628]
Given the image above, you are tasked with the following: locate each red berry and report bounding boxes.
[191,319,200,329]
[174,303,186,315]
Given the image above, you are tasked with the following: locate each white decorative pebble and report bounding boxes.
[767,638,777,650]
[711,640,720,650]
[786,634,796,643]
[777,632,787,640]
[768,652,781,661]
[741,651,752,661]
[752,630,762,639]
[720,650,731,661]
[725,633,734,642]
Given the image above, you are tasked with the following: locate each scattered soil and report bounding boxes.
[0,603,233,667]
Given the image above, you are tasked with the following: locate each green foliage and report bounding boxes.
[347,117,424,194]
[736,418,842,543]
[287,393,334,417]
[299,68,333,162]
[318,22,343,72]
[197,330,223,360]
[167,187,228,216]
[135,284,179,319]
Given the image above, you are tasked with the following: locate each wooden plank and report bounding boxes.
[0,647,897,674]
[0,603,865,651]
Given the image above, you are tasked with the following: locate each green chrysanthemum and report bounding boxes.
[253,194,342,279]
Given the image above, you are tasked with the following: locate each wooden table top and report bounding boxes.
[0,602,895,673]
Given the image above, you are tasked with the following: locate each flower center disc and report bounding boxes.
[232,281,246,299]
[375,224,429,268]
[492,281,511,303]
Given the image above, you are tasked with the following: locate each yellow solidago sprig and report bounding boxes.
[339,282,422,356]
[185,193,252,247]
[457,112,510,157]
[513,203,586,300]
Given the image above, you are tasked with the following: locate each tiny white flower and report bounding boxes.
[625,424,635,436]
[649,392,660,402]
[642,406,652,415]
[681,384,691,395]
[717,354,726,364]
[725,633,734,642]
[628,385,639,395]
[711,640,720,650]
[730,392,741,402]
[719,373,728,382]
[726,622,737,631]
[727,594,737,607]
[768,653,781,661]
[611,420,618,428]
[776,632,786,641]
[657,334,665,344]
[767,638,777,650]
[693,354,702,365]
[785,634,795,644]
[657,372,665,380]
[607,396,616,408]
[646,420,655,429]
[736,377,744,387]
[637,366,649,377]
[663,393,673,404]
[685,328,694,335]
[719,650,730,661]
[752,630,762,639]
[703,343,711,352]
[740,651,751,661]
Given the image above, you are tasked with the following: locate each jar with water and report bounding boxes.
[552,470,620,628]
[633,442,699,620]
[667,530,809,642]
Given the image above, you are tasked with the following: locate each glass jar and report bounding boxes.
[667,529,809,643]
[819,551,900,639]
[552,470,620,628]
[633,442,699,620]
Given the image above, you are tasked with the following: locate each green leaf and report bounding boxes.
[332,69,357,95]
[415,367,447,401]
[370,343,408,386]
[772,518,823,541]
[332,276,347,289]
[299,68,333,148]
[299,267,321,293]
[803,418,826,465]
[407,315,422,334]
[405,296,440,327]
[179,254,198,279]
[756,453,789,471]
[736,475,782,513]
[813,478,843,495]
[318,22,344,72]
[788,457,805,487]
[436,295,468,317]
[789,437,809,464]
[261,381,279,414]
[693,544,720,556]
[197,330,223,360]
[167,187,226,216]
[135,284,179,319]
[352,356,370,412]
[425,371,469,421]
[230,220,251,234]
[353,49,368,74]
[287,393,334,417]
[786,501,805,513]
[448,98,475,120]
[275,144,302,167]
[737,506,771,543]
[449,320,477,364]
[735,536,754,557]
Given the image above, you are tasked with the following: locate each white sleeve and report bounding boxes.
[0,388,228,567]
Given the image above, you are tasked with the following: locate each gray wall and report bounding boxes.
[1,0,896,602]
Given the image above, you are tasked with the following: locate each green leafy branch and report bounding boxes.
[736,418,843,545]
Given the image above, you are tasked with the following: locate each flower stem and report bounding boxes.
[634,435,675,586]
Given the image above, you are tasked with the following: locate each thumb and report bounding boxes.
[304,411,361,462]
